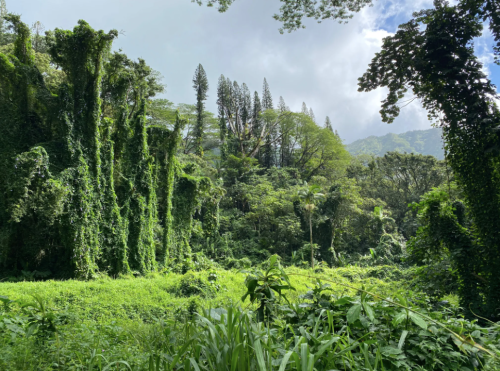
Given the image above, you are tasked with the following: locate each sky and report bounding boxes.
[7,0,500,144]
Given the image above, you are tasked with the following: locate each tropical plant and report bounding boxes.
[241,254,295,321]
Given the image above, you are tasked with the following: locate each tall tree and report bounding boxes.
[252,91,263,161]
[325,116,333,132]
[192,63,209,157]
[252,91,262,136]
[217,76,289,159]
[278,96,287,113]
[262,78,274,167]
[278,96,291,167]
[217,74,229,161]
[308,108,316,123]
[240,83,252,136]
[358,0,500,320]
[301,102,308,115]
[31,21,45,52]
[262,78,273,110]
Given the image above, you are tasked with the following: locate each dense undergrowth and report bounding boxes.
[1,264,499,370]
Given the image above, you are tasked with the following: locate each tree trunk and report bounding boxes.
[309,212,314,269]
[331,223,336,264]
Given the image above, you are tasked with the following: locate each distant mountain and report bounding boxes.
[346,128,444,160]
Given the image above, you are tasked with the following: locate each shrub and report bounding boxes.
[223,257,252,269]
[175,272,217,298]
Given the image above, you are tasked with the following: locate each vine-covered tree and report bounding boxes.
[358,0,500,320]
[0,15,221,278]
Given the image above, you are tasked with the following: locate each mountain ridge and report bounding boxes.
[345,128,444,159]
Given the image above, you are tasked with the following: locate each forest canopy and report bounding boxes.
[1,0,500,323]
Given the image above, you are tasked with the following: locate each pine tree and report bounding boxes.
[309,108,316,123]
[325,116,333,132]
[301,102,308,115]
[232,81,241,107]
[278,96,291,167]
[252,91,262,137]
[217,75,229,161]
[192,63,209,157]
[262,78,273,110]
[241,83,252,128]
[262,78,274,167]
[278,96,287,113]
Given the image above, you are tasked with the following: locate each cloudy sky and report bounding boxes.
[8,0,500,143]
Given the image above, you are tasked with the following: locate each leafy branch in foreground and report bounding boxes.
[191,0,373,33]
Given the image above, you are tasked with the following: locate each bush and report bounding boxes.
[409,260,459,302]
[175,272,217,298]
[223,257,252,270]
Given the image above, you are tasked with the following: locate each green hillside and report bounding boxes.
[346,128,444,159]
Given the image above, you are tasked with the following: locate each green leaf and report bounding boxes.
[300,343,309,371]
[254,339,267,371]
[362,302,375,321]
[189,358,201,371]
[334,297,352,306]
[269,254,277,267]
[398,330,408,350]
[381,346,403,356]
[278,351,293,371]
[102,361,132,371]
[314,337,340,361]
[409,312,427,330]
[346,304,362,324]
[392,311,406,326]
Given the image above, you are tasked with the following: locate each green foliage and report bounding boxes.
[175,272,218,298]
[359,0,500,319]
[407,186,487,318]
[0,16,217,278]
[223,257,252,269]
[348,152,446,238]
[161,111,187,266]
[241,254,295,320]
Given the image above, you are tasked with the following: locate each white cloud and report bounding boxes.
[8,0,498,143]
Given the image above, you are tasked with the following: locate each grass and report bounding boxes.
[3,264,495,370]
[0,266,407,324]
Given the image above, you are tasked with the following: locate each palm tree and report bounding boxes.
[297,184,325,268]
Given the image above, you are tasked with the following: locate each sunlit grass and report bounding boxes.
[0,266,406,324]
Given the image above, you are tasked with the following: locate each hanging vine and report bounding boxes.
[0,16,221,279]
